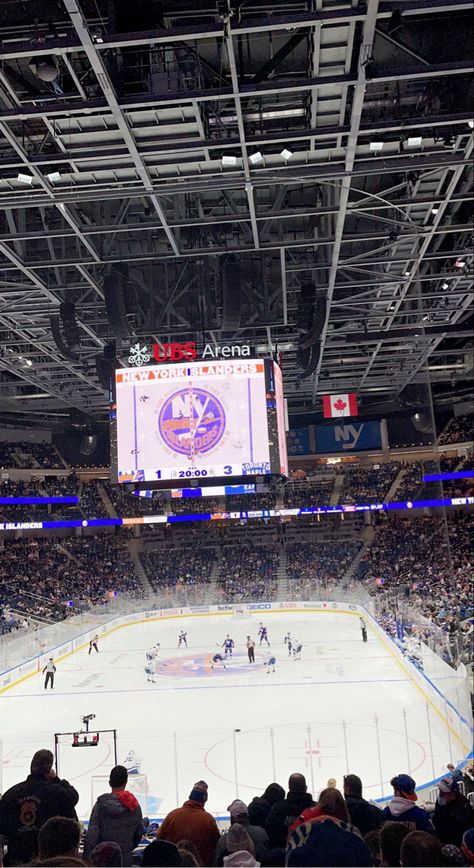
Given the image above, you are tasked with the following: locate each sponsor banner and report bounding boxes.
[315,420,382,453]
[217,605,234,612]
[280,602,297,609]
[2,674,11,687]
[249,603,273,610]
[190,606,210,613]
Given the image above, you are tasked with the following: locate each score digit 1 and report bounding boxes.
[155,470,161,479]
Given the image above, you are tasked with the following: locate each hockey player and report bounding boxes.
[88,635,99,654]
[258,623,269,646]
[144,664,156,683]
[293,640,303,661]
[265,651,276,674]
[360,617,368,643]
[211,652,226,670]
[145,648,156,666]
[43,657,56,689]
[246,636,256,663]
[222,635,235,658]
[123,750,141,774]
[284,632,292,656]
[178,630,187,647]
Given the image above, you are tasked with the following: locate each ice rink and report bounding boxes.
[1,610,464,819]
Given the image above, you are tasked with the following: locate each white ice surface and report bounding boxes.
[0,612,460,819]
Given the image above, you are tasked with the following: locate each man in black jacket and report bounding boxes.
[0,748,79,866]
[265,773,315,848]
[343,774,382,835]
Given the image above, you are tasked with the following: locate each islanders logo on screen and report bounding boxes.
[158,388,226,457]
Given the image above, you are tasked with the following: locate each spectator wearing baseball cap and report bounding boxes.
[381,776,434,832]
[433,777,474,846]
[215,800,270,866]
[156,781,219,867]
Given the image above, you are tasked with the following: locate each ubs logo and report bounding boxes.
[158,388,226,457]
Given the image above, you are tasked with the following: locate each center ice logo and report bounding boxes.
[158,388,226,457]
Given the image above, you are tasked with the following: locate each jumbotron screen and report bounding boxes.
[113,358,288,485]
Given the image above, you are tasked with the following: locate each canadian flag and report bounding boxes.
[322,393,358,418]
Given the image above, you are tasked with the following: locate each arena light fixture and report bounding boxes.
[441,280,449,290]
[455,258,466,268]
[369,141,384,152]
[249,151,263,165]
[404,269,411,277]
[407,136,423,147]
[17,173,33,184]
[47,171,61,182]
[431,206,440,215]
[221,155,238,167]
[468,120,474,129]
[280,148,293,161]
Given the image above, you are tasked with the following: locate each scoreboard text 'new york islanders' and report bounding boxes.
[113,357,288,487]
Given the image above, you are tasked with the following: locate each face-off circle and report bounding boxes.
[158,387,226,457]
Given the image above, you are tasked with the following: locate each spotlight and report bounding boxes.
[249,151,263,165]
[47,171,61,183]
[431,206,439,215]
[455,258,466,268]
[407,136,423,148]
[280,148,293,161]
[28,56,59,83]
[468,120,474,129]
[441,280,449,290]
[221,155,237,167]
[369,141,384,152]
[17,173,33,185]
[404,270,411,277]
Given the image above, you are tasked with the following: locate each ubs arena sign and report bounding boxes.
[128,342,252,366]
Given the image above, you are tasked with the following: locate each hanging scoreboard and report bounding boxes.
[112,357,288,487]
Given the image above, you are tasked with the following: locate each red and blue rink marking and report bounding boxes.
[155,651,267,677]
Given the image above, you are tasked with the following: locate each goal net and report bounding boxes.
[91,773,150,814]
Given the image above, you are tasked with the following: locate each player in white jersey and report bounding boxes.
[264,651,276,674]
[144,664,156,683]
[293,640,303,660]
[222,635,235,658]
[284,632,292,655]
[178,630,187,647]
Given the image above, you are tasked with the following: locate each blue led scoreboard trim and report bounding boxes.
[0,496,79,505]
[423,470,473,482]
[0,495,472,532]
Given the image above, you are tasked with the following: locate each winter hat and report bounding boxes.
[226,823,256,855]
[228,799,249,818]
[437,776,459,804]
[189,779,208,802]
[90,842,123,867]
[141,840,182,867]
[223,853,260,867]
[391,774,417,800]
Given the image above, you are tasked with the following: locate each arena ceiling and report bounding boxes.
[0,0,472,424]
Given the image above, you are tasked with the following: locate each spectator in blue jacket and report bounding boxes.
[381,775,434,833]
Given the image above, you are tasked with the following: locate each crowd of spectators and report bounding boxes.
[438,414,473,446]
[140,547,216,593]
[104,483,166,518]
[0,441,61,470]
[218,545,279,601]
[79,481,109,519]
[284,480,335,508]
[0,533,144,621]
[286,540,362,594]
[1,751,474,867]
[339,463,401,503]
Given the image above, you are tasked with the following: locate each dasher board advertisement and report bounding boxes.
[114,358,288,485]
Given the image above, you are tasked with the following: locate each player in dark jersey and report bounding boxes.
[258,623,269,646]
[223,635,235,658]
[211,652,226,669]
